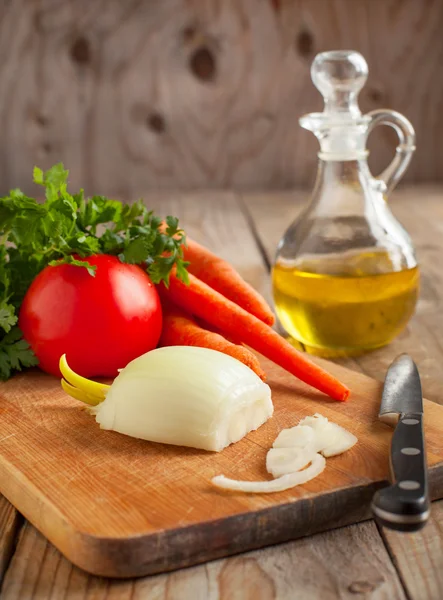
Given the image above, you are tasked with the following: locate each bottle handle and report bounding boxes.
[367,109,416,196]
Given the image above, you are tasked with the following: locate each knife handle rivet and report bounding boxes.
[399,480,420,490]
[402,418,419,425]
[401,447,421,456]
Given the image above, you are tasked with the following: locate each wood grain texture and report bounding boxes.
[241,186,443,405]
[380,501,443,600]
[0,0,442,196]
[0,497,21,584]
[2,520,408,599]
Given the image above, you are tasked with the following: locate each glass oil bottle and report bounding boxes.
[272,51,419,356]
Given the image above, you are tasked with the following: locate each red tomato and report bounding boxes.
[19,254,162,378]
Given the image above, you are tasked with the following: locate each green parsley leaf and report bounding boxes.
[78,195,122,233]
[33,166,44,185]
[175,259,190,286]
[0,327,39,381]
[0,302,17,334]
[122,237,152,264]
[165,215,180,235]
[34,162,69,191]
[49,255,97,277]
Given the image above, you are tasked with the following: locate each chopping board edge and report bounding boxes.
[3,465,443,580]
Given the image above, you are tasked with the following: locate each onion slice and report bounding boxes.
[212,453,326,493]
[272,425,316,449]
[299,413,358,457]
[212,413,357,494]
[316,422,358,457]
[266,446,317,478]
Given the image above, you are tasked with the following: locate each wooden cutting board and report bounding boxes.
[0,356,442,579]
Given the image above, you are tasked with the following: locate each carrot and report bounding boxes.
[194,317,243,345]
[183,238,275,326]
[158,299,267,381]
[159,272,350,402]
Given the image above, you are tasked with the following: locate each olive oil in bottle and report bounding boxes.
[272,50,418,356]
[273,257,419,355]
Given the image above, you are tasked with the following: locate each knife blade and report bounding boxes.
[371,353,430,532]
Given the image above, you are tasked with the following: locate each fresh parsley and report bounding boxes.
[0,163,189,381]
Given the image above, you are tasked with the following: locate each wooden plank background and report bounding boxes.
[0,0,442,197]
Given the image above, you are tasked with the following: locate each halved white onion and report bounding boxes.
[62,347,273,452]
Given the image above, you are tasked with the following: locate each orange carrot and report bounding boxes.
[193,317,243,345]
[159,300,266,380]
[183,238,275,326]
[159,222,273,324]
[159,272,350,402]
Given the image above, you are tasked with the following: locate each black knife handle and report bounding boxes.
[372,413,430,532]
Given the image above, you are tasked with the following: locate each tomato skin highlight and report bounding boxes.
[18,254,162,378]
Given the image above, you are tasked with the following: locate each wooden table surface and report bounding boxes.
[1,186,442,599]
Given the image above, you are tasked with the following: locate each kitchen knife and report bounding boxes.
[371,353,430,532]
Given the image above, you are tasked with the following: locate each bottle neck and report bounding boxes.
[317,157,371,185]
[310,157,375,216]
